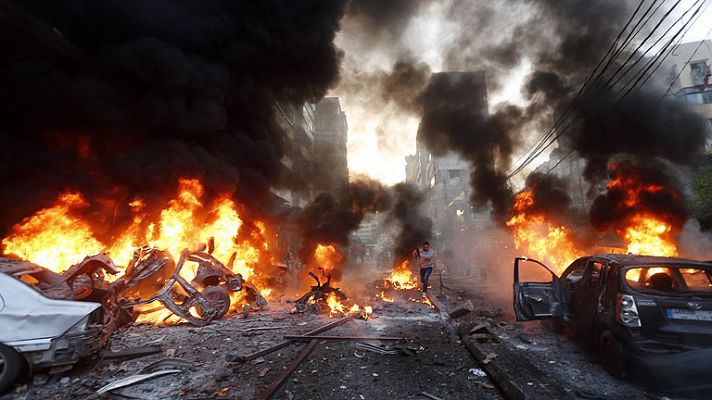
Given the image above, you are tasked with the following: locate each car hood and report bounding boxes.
[0,273,101,343]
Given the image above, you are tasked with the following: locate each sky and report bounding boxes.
[337,0,712,186]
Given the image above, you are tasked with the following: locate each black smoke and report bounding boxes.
[297,177,392,265]
[387,183,432,264]
[518,172,580,225]
[0,0,347,240]
[344,0,430,43]
[589,159,689,234]
[566,87,709,184]
[416,71,525,222]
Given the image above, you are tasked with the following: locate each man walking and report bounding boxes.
[413,242,436,298]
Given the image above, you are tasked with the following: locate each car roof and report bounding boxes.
[588,253,712,268]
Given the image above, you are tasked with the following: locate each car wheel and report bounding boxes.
[197,286,231,320]
[599,330,628,379]
[542,319,564,334]
[0,344,27,393]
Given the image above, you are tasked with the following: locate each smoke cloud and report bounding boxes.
[387,183,433,264]
[297,177,392,264]
[0,0,347,239]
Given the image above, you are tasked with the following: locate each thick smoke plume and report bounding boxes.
[297,177,392,266]
[0,0,347,239]
[566,88,709,184]
[416,72,525,222]
[589,160,689,236]
[387,183,433,264]
[517,172,582,227]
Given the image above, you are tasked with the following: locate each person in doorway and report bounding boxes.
[413,242,436,298]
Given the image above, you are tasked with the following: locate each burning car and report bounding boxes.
[115,244,267,326]
[513,254,712,394]
[0,256,120,392]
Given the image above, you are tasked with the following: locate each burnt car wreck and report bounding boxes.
[116,244,268,326]
[0,240,270,391]
[513,254,712,394]
[294,270,348,313]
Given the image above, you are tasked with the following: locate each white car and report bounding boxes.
[0,257,117,392]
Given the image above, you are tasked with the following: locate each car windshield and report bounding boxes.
[624,265,712,295]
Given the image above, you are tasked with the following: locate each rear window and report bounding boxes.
[625,266,712,294]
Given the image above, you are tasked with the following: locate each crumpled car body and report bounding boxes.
[116,246,268,326]
[0,272,103,368]
[0,256,119,380]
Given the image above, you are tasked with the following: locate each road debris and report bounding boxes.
[420,391,444,400]
[96,369,183,395]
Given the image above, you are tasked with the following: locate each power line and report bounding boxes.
[510,0,706,180]
[544,0,711,175]
[663,21,712,96]
[617,0,709,101]
[507,0,656,179]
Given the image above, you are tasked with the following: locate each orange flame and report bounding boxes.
[314,244,341,275]
[1,178,273,323]
[386,260,418,289]
[605,163,679,257]
[620,214,677,257]
[1,193,104,273]
[506,190,581,274]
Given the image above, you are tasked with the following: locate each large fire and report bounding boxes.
[1,192,105,272]
[506,190,581,274]
[314,244,341,275]
[507,162,682,272]
[385,260,418,289]
[622,214,677,257]
[1,178,274,318]
[605,164,679,257]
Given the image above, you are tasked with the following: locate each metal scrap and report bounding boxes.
[96,369,183,395]
[354,342,400,355]
[294,270,348,312]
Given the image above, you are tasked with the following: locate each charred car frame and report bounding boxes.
[513,254,712,394]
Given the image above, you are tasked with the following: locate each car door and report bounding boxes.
[513,257,561,321]
[571,259,608,336]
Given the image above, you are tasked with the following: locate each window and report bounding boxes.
[679,268,712,291]
[625,266,712,293]
[690,61,711,86]
[587,261,605,287]
[563,258,587,283]
[448,170,462,179]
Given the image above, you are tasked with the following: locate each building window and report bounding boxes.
[690,61,711,86]
[448,170,462,179]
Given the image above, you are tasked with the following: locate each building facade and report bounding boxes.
[273,101,317,208]
[659,40,712,124]
[313,97,349,193]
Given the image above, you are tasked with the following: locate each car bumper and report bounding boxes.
[629,347,712,394]
[12,326,105,370]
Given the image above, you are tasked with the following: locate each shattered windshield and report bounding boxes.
[624,265,712,295]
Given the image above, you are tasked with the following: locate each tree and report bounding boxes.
[692,154,712,231]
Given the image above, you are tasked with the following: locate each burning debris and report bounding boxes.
[117,245,268,327]
[384,260,419,290]
[294,270,348,314]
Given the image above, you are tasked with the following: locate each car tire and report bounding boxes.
[542,319,564,334]
[197,286,231,320]
[0,344,27,393]
[599,330,628,379]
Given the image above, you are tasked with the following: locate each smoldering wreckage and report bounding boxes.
[3,0,712,399]
[0,236,376,395]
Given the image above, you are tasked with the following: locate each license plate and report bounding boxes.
[666,308,712,321]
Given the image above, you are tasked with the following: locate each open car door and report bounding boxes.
[513,257,561,321]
